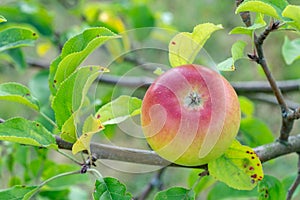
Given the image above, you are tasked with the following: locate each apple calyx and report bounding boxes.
[184,90,203,110]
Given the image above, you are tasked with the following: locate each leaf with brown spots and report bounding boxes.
[0,82,39,111]
[72,115,104,154]
[208,139,264,190]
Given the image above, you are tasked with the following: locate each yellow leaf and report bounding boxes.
[208,140,264,190]
[61,114,77,143]
[72,115,104,155]
[168,23,223,67]
[235,1,280,19]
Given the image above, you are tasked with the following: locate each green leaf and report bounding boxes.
[127,4,155,41]
[169,23,223,67]
[72,115,104,154]
[217,40,247,71]
[282,36,300,65]
[0,15,7,23]
[207,182,258,200]
[239,96,255,117]
[95,95,142,125]
[93,177,132,200]
[232,41,247,61]
[0,27,38,52]
[240,117,274,147]
[5,48,27,71]
[49,27,119,95]
[153,67,165,76]
[230,13,266,36]
[0,82,39,111]
[60,115,77,143]
[29,70,51,107]
[0,117,57,148]
[258,175,285,199]
[38,189,70,200]
[282,5,300,31]
[154,187,195,200]
[187,169,216,197]
[8,176,22,187]
[0,2,53,36]
[52,66,107,130]
[236,0,288,19]
[217,58,235,71]
[208,140,264,190]
[0,185,38,200]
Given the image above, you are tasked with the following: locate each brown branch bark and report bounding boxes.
[246,20,296,142]
[252,21,289,112]
[98,74,300,93]
[247,93,300,110]
[56,135,300,167]
[27,58,300,93]
[2,118,300,169]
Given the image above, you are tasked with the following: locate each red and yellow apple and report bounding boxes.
[141,64,240,166]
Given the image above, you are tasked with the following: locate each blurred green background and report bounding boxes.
[1,0,300,199]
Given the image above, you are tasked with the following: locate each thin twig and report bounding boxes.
[287,153,300,200]
[57,149,82,165]
[27,59,49,69]
[247,20,294,142]
[236,0,296,142]
[231,79,300,94]
[97,74,153,88]
[137,167,166,200]
[252,21,288,111]
[27,57,300,94]
[98,74,300,93]
[288,108,300,121]
[28,170,81,199]
[246,93,300,110]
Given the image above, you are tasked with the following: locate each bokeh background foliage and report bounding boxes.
[0,0,300,199]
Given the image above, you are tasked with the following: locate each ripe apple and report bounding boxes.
[141,64,240,166]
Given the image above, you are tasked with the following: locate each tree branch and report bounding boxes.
[231,80,300,94]
[55,135,300,167]
[247,20,296,142]
[97,74,300,93]
[136,167,166,200]
[27,59,49,69]
[1,117,300,168]
[27,58,300,93]
[287,153,300,200]
[252,21,289,112]
[246,93,300,110]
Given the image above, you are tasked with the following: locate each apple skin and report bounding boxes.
[141,64,241,166]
